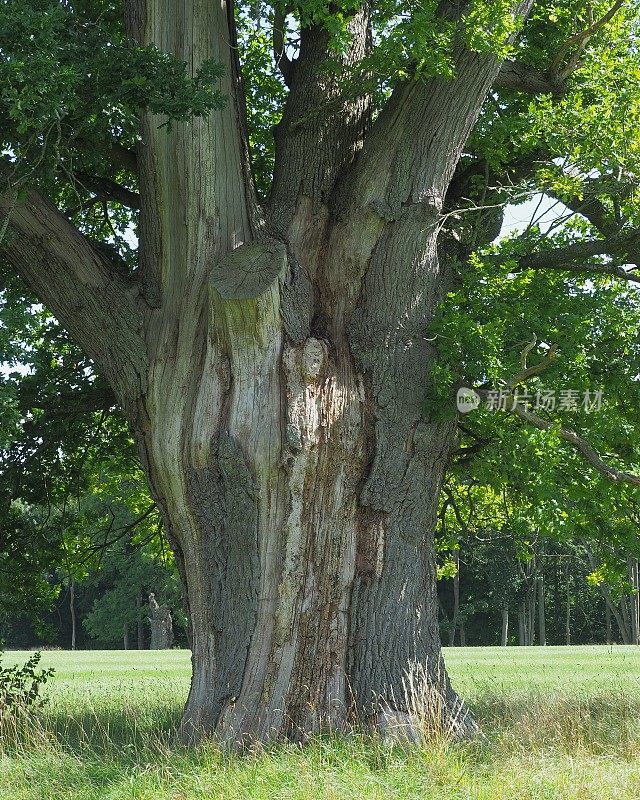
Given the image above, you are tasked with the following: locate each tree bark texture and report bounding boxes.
[0,0,534,744]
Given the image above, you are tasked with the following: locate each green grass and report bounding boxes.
[2,646,640,799]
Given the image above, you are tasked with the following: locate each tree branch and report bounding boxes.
[520,231,640,268]
[511,401,640,487]
[474,387,640,487]
[490,230,640,283]
[73,139,138,175]
[0,173,148,415]
[73,172,140,211]
[521,261,640,284]
[273,7,293,87]
[550,0,625,79]
[494,61,566,96]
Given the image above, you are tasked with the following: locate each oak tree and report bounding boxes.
[1,0,639,743]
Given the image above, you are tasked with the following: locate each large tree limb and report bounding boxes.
[494,61,566,95]
[490,230,640,283]
[346,0,535,219]
[0,176,148,414]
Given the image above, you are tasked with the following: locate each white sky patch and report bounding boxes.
[500,193,573,238]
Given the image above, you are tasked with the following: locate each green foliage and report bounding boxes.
[0,0,225,183]
[82,538,184,647]
[0,650,54,719]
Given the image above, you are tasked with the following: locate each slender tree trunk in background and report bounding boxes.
[605,601,612,644]
[459,625,467,647]
[538,575,546,646]
[586,548,630,643]
[518,605,526,646]
[69,578,76,651]
[449,550,460,647]
[565,576,571,646]
[0,0,535,744]
[123,623,130,651]
[629,557,640,645]
[609,594,630,644]
[136,592,145,649]
[620,595,631,644]
[501,607,509,646]
[525,561,536,646]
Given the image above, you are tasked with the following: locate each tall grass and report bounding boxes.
[2,647,640,799]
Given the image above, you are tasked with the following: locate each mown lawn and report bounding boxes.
[2,646,640,799]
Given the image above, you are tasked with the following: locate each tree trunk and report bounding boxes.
[606,600,611,644]
[123,623,130,651]
[136,592,145,650]
[565,577,571,646]
[620,594,631,643]
[538,574,546,646]
[449,550,460,647]
[629,557,640,645]
[0,0,535,746]
[608,594,630,644]
[69,578,77,651]
[501,606,509,647]
[585,548,630,643]
[518,605,526,646]
[525,562,536,646]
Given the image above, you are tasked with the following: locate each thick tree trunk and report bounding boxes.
[138,327,463,742]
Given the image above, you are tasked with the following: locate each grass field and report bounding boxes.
[2,646,640,799]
